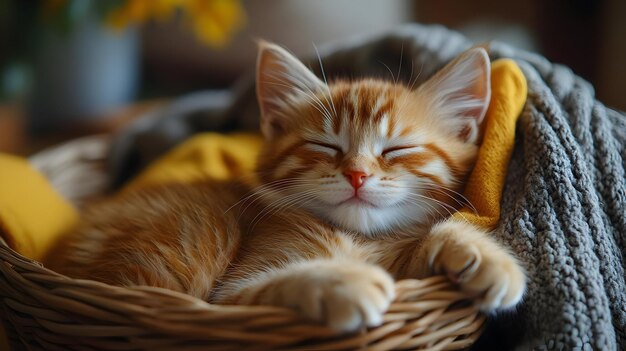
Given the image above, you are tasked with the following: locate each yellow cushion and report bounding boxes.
[452,59,527,228]
[126,132,263,189]
[0,154,79,262]
[0,155,80,351]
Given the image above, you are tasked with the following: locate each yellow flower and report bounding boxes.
[105,0,245,47]
[185,0,245,47]
[152,0,187,21]
[106,0,152,30]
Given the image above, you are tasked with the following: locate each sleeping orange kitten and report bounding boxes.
[51,43,526,332]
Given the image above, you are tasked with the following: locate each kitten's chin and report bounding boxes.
[317,203,425,238]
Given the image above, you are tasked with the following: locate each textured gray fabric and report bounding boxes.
[494,50,626,350]
[108,24,626,349]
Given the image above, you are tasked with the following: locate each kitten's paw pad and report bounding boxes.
[427,234,526,311]
[266,262,395,332]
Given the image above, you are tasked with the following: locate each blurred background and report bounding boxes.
[1,0,624,154]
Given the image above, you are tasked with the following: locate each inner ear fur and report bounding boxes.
[256,41,326,139]
[418,47,491,144]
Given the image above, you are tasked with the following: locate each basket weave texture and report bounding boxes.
[0,136,485,350]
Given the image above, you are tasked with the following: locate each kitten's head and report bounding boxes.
[255,42,490,236]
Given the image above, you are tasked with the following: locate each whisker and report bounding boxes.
[313,44,338,118]
[402,184,478,215]
[262,77,333,122]
[408,193,470,223]
[274,68,335,121]
[225,178,315,215]
[247,190,319,232]
[263,70,332,118]
[407,193,455,217]
[400,195,443,221]
[405,194,447,219]
[396,61,425,117]
[379,60,396,83]
[428,187,478,215]
[396,42,404,85]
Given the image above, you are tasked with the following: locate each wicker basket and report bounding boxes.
[0,135,485,350]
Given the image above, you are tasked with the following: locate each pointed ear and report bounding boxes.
[256,41,326,139]
[419,47,491,144]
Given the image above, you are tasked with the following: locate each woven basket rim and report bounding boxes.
[1,238,485,350]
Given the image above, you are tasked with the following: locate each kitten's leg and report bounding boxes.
[217,259,395,332]
[415,219,526,311]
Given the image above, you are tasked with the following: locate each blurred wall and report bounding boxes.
[142,0,413,92]
[597,0,626,112]
[415,0,625,111]
[141,0,624,111]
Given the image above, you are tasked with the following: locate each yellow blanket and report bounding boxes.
[0,58,526,270]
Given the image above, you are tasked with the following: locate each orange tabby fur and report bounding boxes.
[50,43,526,332]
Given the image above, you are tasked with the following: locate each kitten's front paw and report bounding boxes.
[256,261,395,332]
[422,221,526,311]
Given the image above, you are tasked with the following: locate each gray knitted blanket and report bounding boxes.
[108,24,626,350]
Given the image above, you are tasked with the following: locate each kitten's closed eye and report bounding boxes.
[382,145,422,158]
[305,141,343,154]
[306,142,422,158]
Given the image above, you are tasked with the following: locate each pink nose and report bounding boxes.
[343,170,369,189]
